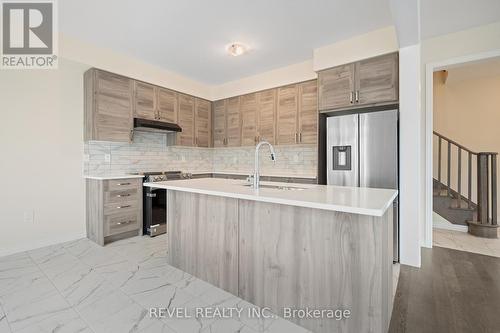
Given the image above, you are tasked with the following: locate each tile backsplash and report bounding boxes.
[84,132,317,178]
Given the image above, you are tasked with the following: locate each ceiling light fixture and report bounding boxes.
[226,43,248,57]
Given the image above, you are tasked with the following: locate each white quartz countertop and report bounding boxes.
[83,174,145,180]
[144,178,398,216]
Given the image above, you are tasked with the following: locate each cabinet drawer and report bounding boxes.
[105,178,142,192]
[104,200,140,215]
[104,213,139,237]
[104,188,139,204]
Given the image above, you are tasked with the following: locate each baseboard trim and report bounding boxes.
[0,232,87,258]
[433,220,468,232]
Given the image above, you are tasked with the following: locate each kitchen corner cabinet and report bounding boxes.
[226,97,241,147]
[84,69,134,142]
[194,98,211,147]
[213,100,227,147]
[177,94,195,146]
[257,89,276,144]
[277,80,317,145]
[318,52,398,111]
[86,178,143,246]
[240,93,258,146]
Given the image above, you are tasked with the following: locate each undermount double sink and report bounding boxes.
[242,183,307,191]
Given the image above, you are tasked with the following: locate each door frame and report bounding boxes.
[424,49,500,248]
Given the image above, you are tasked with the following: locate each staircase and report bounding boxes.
[433,131,498,238]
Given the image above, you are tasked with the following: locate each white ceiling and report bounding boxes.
[60,0,393,84]
[60,0,500,85]
[420,0,500,40]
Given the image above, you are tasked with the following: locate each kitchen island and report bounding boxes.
[144,178,398,333]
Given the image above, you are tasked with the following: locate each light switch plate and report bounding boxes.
[24,210,34,223]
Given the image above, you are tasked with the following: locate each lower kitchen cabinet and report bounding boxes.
[86,178,143,245]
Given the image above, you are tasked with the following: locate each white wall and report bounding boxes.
[399,44,422,267]
[0,59,89,256]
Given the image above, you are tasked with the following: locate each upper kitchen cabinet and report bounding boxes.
[355,52,398,105]
[194,98,211,147]
[177,94,195,146]
[298,80,318,144]
[225,97,241,147]
[277,84,298,145]
[84,69,134,142]
[318,64,355,111]
[134,81,157,120]
[157,87,178,123]
[257,89,276,144]
[318,52,398,112]
[240,93,258,146]
[213,100,227,147]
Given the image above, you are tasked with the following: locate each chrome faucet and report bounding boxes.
[253,141,276,189]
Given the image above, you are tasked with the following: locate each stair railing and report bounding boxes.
[434,131,497,226]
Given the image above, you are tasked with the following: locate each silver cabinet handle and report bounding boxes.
[129,129,134,142]
[294,133,298,143]
[355,90,359,103]
[116,205,131,209]
[299,132,302,143]
[117,220,133,225]
[350,91,353,104]
[116,194,131,197]
[117,182,131,186]
[146,193,156,198]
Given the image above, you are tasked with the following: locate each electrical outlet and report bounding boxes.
[104,154,111,163]
[23,210,34,224]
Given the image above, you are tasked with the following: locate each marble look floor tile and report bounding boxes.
[233,299,278,333]
[173,274,213,298]
[1,279,70,332]
[88,302,152,333]
[60,270,114,309]
[200,317,246,333]
[161,297,213,333]
[62,238,98,258]
[75,246,127,269]
[14,308,89,333]
[264,317,312,333]
[77,289,135,325]
[136,319,177,333]
[0,305,11,333]
[130,284,194,311]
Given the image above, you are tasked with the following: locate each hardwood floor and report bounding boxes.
[389,246,500,333]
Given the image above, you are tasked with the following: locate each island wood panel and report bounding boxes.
[86,179,104,246]
[257,89,276,144]
[157,87,177,123]
[226,97,241,147]
[177,94,195,146]
[85,69,134,142]
[355,53,398,105]
[318,63,355,111]
[298,80,318,144]
[213,100,226,147]
[276,84,298,145]
[167,191,239,295]
[194,98,211,147]
[134,81,157,120]
[240,93,258,146]
[238,200,393,333]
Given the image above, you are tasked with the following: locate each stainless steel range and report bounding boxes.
[136,171,192,237]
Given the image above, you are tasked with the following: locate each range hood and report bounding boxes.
[133,118,182,133]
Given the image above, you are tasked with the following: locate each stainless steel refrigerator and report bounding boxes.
[326,109,399,262]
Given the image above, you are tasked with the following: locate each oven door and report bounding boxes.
[143,187,167,237]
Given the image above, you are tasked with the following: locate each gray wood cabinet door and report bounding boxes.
[85,69,134,142]
[194,98,211,147]
[318,64,355,111]
[355,53,398,105]
[277,84,298,145]
[257,89,276,144]
[134,81,157,120]
[240,93,258,146]
[213,100,226,147]
[298,80,318,144]
[225,97,241,147]
[157,87,177,123]
[177,94,195,146]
